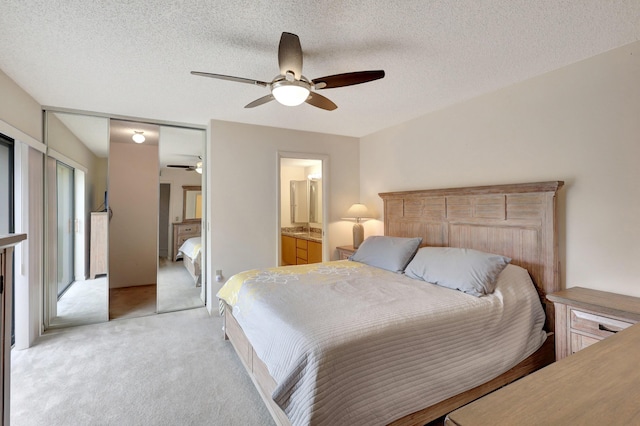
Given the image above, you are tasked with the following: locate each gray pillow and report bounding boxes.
[349,236,422,273]
[405,247,511,296]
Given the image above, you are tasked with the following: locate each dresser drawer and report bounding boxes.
[177,223,200,236]
[176,234,195,247]
[570,308,633,338]
[296,238,307,249]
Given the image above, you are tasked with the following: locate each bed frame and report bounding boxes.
[182,253,201,286]
[222,181,564,426]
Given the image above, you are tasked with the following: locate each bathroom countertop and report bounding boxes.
[281,230,322,243]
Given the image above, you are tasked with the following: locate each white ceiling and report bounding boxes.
[2,1,639,138]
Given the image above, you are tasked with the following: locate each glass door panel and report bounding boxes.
[56,161,74,298]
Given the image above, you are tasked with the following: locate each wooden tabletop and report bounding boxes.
[445,322,640,425]
[546,286,640,321]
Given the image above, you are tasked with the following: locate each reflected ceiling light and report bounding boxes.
[195,161,202,174]
[132,131,145,143]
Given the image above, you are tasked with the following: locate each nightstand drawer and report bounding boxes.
[570,309,633,338]
[547,287,640,360]
[570,332,600,353]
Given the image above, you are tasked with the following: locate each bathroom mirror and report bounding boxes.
[290,180,309,224]
[308,179,320,224]
[182,185,202,222]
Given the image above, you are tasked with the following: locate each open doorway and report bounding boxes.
[278,153,328,266]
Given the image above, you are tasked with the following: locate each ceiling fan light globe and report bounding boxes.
[132,131,145,143]
[271,81,310,106]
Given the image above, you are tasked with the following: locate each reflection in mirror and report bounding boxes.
[108,119,159,320]
[183,185,202,221]
[309,179,320,224]
[157,127,206,313]
[44,111,207,327]
[45,111,109,328]
[290,180,309,224]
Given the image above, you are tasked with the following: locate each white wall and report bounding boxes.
[361,41,640,297]
[207,120,359,311]
[108,142,159,288]
[0,69,41,142]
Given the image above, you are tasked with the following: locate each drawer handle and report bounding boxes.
[598,324,619,333]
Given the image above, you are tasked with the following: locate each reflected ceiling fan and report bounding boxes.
[191,32,385,111]
[167,157,202,173]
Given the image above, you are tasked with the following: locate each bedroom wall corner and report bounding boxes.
[359,41,640,298]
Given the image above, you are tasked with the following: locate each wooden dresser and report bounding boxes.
[547,287,640,360]
[445,322,640,425]
[173,222,201,261]
[89,212,108,279]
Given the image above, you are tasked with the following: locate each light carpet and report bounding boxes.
[11,307,275,426]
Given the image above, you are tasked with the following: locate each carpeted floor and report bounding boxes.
[51,258,204,327]
[11,307,275,426]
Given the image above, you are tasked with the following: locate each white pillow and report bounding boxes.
[405,247,511,296]
[349,236,422,273]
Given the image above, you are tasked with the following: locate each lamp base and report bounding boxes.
[353,223,364,249]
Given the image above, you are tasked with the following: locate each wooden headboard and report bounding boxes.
[379,181,564,332]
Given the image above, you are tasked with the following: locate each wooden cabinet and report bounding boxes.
[173,222,201,261]
[336,245,356,260]
[296,238,308,264]
[308,241,322,264]
[281,235,296,265]
[89,212,108,279]
[547,287,640,360]
[281,235,322,265]
[445,322,640,426]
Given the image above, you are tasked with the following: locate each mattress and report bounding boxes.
[178,236,201,262]
[217,261,547,426]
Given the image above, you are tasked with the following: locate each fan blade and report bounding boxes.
[245,94,275,108]
[305,92,337,111]
[167,164,191,169]
[312,70,385,89]
[190,71,269,87]
[278,32,303,79]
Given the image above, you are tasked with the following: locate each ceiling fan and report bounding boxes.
[166,159,202,173]
[191,32,385,111]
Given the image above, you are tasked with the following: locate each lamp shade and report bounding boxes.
[344,203,371,249]
[271,81,310,106]
[344,203,371,221]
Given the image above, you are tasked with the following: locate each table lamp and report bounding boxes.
[344,203,372,248]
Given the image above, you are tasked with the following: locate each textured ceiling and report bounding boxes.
[1,1,639,138]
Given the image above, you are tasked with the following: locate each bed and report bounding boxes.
[177,236,202,286]
[217,181,564,425]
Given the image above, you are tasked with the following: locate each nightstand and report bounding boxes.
[336,245,357,260]
[547,287,640,360]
